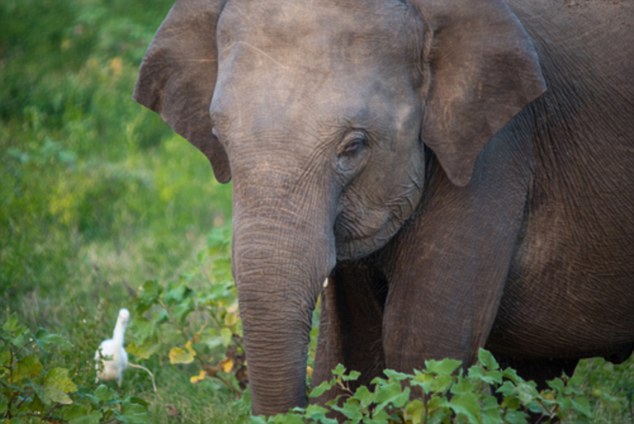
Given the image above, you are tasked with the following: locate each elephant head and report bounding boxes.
[135,0,545,415]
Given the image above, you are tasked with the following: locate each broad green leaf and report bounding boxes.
[130,317,156,343]
[449,392,480,424]
[164,284,193,305]
[276,414,305,424]
[481,395,503,424]
[405,399,425,424]
[468,364,503,385]
[248,416,268,424]
[220,327,233,347]
[374,381,410,413]
[135,279,163,313]
[342,370,360,382]
[571,397,592,417]
[427,395,451,424]
[64,404,102,424]
[450,375,476,396]
[2,314,30,348]
[352,385,374,409]
[504,410,529,424]
[332,402,364,422]
[304,404,337,424]
[43,367,77,405]
[383,368,411,381]
[116,401,150,424]
[515,381,539,407]
[502,367,522,384]
[546,378,565,392]
[94,384,117,402]
[14,354,43,382]
[332,363,347,377]
[34,328,71,350]
[126,338,161,360]
[425,358,462,377]
[309,379,334,398]
[477,349,499,371]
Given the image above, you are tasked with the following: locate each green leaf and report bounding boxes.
[425,358,462,376]
[502,367,523,384]
[405,399,426,424]
[42,367,77,405]
[116,400,150,424]
[135,279,163,313]
[172,298,195,324]
[546,377,565,392]
[449,392,480,424]
[427,395,451,423]
[34,328,71,351]
[413,371,454,394]
[94,384,117,402]
[373,381,410,413]
[2,314,30,348]
[332,363,347,377]
[352,385,374,409]
[450,375,476,396]
[220,327,233,347]
[571,397,592,418]
[332,402,364,422]
[309,380,334,398]
[126,338,161,360]
[164,284,193,305]
[481,395,503,424]
[468,364,503,385]
[477,349,499,371]
[383,368,411,381]
[303,404,337,424]
[14,354,43,382]
[64,404,102,424]
[248,416,268,424]
[130,317,156,343]
[504,410,529,424]
[342,370,361,382]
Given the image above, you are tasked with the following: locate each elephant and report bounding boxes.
[134,0,634,416]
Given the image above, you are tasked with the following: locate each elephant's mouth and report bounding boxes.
[334,211,401,260]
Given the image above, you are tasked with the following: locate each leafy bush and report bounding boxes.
[127,226,248,396]
[0,314,149,423]
[262,350,594,424]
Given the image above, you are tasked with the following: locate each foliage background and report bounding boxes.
[0,0,631,422]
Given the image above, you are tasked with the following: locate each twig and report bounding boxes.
[127,362,157,392]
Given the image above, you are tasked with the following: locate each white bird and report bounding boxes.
[95,308,130,386]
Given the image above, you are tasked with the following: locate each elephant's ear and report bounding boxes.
[133,0,231,183]
[413,0,546,186]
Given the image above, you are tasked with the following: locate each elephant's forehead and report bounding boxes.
[217,0,421,73]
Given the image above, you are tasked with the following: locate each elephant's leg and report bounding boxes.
[313,260,387,393]
[381,143,531,372]
[382,246,511,372]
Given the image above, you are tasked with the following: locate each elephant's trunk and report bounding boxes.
[231,175,336,415]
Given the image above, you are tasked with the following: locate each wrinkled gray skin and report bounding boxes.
[135,0,634,415]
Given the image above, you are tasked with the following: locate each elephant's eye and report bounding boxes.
[336,131,369,175]
[338,131,366,157]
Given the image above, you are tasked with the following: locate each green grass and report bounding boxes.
[0,0,632,422]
